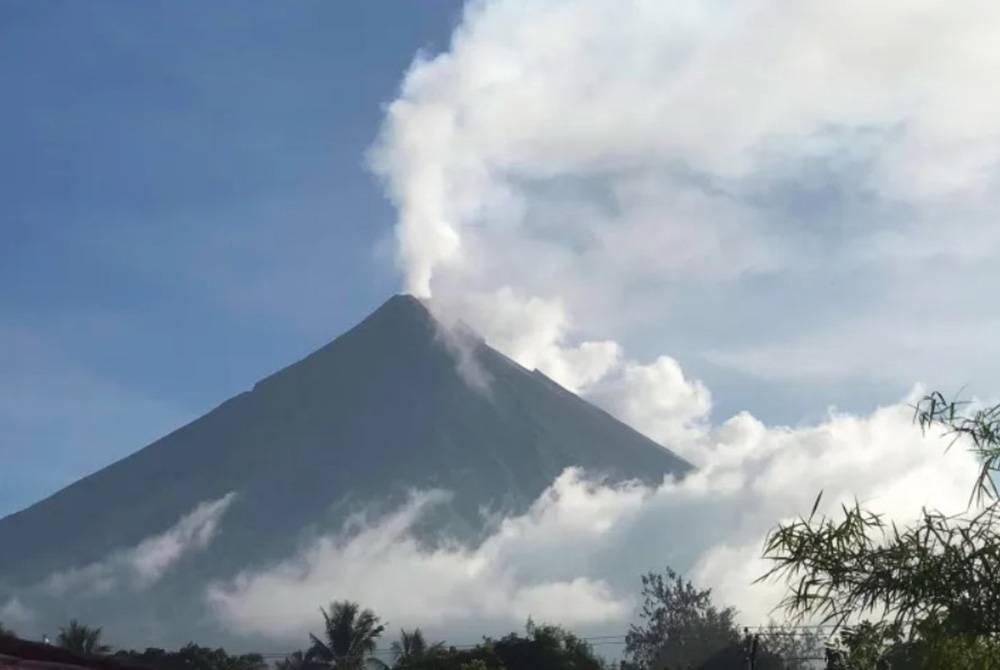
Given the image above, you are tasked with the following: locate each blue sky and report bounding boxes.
[1,1,463,515]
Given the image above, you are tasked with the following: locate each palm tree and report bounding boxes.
[306,601,385,670]
[56,620,111,655]
[391,629,444,667]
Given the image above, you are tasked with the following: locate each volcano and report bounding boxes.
[0,295,689,645]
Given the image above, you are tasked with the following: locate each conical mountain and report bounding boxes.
[0,295,689,643]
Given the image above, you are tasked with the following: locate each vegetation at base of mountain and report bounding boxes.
[761,392,1000,668]
[114,644,268,670]
[305,601,386,670]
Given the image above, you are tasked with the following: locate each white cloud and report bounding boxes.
[369,0,1000,403]
[0,597,35,626]
[43,492,236,597]
[585,356,712,461]
[206,485,630,639]
[427,287,622,393]
[206,393,981,639]
[130,492,238,587]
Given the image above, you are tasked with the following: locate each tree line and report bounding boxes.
[1,582,822,670]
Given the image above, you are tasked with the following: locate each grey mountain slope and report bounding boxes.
[0,295,689,641]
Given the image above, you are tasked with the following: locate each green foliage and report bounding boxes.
[275,650,328,670]
[755,623,827,670]
[392,629,445,667]
[818,618,1000,669]
[761,495,1000,634]
[759,392,1000,665]
[623,569,831,669]
[386,621,604,670]
[388,645,501,670]
[912,621,1000,670]
[489,620,604,670]
[115,643,267,670]
[821,621,908,669]
[57,619,111,655]
[624,567,740,669]
[306,601,386,670]
[916,391,1000,506]
[275,651,307,670]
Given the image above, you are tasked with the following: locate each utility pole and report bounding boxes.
[743,628,759,670]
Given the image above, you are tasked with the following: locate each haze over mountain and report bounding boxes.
[0,295,688,645]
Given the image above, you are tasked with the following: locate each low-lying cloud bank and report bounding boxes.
[36,492,236,599]
[206,486,629,638]
[206,395,979,640]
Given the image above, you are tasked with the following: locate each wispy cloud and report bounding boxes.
[43,492,236,597]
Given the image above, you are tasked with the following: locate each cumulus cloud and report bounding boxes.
[207,485,629,638]
[369,0,1000,409]
[205,395,980,640]
[44,492,236,597]
[585,356,712,462]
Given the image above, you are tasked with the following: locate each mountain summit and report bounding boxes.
[0,295,689,643]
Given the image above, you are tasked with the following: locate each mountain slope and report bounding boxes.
[0,295,689,642]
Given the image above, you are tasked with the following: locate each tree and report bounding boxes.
[275,650,329,670]
[491,620,604,670]
[624,567,740,669]
[623,570,801,670]
[383,622,603,670]
[307,601,386,670]
[275,651,309,670]
[0,621,15,639]
[57,619,111,655]
[755,623,827,670]
[115,644,267,670]
[759,392,1000,665]
[389,642,502,670]
[391,629,444,667]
